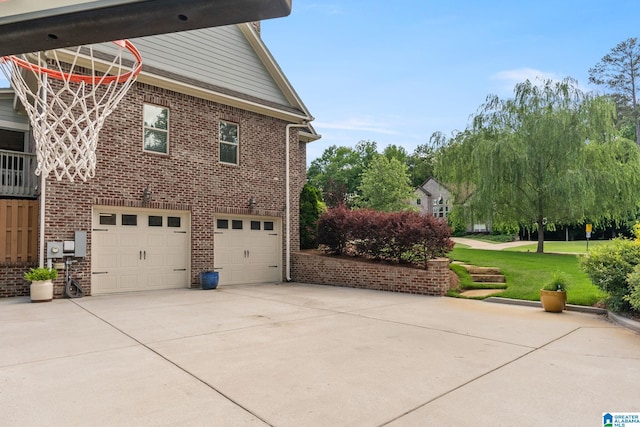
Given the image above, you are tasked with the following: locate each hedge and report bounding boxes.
[317,206,454,268]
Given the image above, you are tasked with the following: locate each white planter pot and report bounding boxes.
[30,280,53,303]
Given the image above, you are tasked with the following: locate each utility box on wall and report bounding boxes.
[73,231,87,257]
[46,231,87,259]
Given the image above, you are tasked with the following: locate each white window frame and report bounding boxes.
[143,104,169,154]
[219,120,239,165]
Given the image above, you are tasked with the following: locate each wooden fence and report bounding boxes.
[0,199,38,264]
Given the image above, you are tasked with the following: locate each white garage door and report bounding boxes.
[91,207,190,294]
[213,216,281,285]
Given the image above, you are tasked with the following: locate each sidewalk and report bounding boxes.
[452,237,535,250]
[1,284,638,426]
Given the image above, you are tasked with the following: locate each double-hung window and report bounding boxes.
[219,120,239,165]
[143,104,169,154]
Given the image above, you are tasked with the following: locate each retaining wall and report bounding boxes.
[291,251,450,296]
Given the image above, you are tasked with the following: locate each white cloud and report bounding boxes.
[489,68,564,95]
[313,117,400,136]
[490,68,591,96]
[491,67,560,85]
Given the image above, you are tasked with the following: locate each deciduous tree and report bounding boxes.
[589,38,640,147]
[357,154,415,212]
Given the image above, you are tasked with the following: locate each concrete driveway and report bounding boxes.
[1,283,638,426]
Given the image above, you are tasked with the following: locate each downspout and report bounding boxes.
[285,121,310,282]
[39,175,45,267]
[38,74,47,268]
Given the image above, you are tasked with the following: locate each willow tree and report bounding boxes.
[438,77,640,253]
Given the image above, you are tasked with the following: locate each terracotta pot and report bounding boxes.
[30,280,53,303]
[540,289,566,312]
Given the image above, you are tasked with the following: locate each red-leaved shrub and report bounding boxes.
[316,208,454,268]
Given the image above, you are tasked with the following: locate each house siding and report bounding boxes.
[40,82,305,297]
[0,96,28,130]
[95,25,291,107]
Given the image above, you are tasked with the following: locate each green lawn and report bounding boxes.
[503,240,610,254]
[449,247,607,306]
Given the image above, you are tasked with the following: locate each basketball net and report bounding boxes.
[0,41,142,181]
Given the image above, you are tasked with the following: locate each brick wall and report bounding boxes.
[1,81,306,298]
[0,262,36,298]
[291,251,450,296]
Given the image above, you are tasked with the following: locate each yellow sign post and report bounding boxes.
[586,224,592,251]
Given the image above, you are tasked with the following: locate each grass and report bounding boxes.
[449,263,474,290]
[449,247,607,306]
[448,263,507,299]
[503,240,610,254]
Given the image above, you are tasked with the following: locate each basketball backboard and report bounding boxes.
[0,0,292,56]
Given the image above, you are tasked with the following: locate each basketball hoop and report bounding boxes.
[0,40,142,181]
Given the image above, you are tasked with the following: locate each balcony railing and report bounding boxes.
[0,149,37,198]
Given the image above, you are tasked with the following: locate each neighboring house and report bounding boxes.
[412,177,491,232]
[0,22,320,297]
[412,177,452,219]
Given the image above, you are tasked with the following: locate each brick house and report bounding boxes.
[412,178,453,219]
[412,177,491,233]
[0,22,319,297]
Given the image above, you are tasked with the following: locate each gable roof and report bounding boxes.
[417,177,451,193]
[9,23,320,139]
[131,23,315,124]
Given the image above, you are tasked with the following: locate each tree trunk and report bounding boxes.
[536,217,545,253]
[635,113,640,149]
[536,187,545,253]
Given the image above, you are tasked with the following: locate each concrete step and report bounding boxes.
[464,266,501,275]
[470,274,506,283]
[459,289,504,297]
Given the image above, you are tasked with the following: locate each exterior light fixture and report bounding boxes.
[249,196,256,210]
[142,186,152,205]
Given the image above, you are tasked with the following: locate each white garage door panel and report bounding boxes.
[92,208,190,294]
[214,216,281,286]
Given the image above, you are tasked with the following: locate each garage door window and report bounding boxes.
[122,214,137,226]
[99,213,116,225]
[217,219,228,229]
[149,216,163,227]
[168,217,181,227]
[251,221,260,230]
[264,221,274,231]
[232,220,243,230]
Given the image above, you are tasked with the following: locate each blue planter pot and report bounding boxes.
[200,271,219,290]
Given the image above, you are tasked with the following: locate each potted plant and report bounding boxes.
[200,271,219,290]
[24,267,58,303]
[540,273,568,312]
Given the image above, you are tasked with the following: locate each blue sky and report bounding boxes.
[261,0,640,164]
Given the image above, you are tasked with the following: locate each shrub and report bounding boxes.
[316,207,454,267]
[300,183,325,249]
[625,265,640,311]
[579,238,640,311]
[316,205,351,254]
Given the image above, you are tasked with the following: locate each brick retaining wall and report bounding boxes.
[0,262,37,298]
[291,251,450,296]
